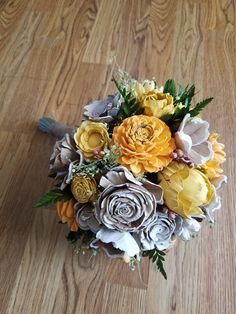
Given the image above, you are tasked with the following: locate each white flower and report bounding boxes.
[175,216,201,241]
[203,174,227,223]
[174,114,213,165]
[96,227,140,257]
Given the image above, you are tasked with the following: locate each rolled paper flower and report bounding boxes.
[71,176,97,203]
[175,216,201,241]
[199,134,226,180]
[83,93,121,123]
[174,114,213,165]
[96,166,163,232]
[74,120,110,160]
[49,133,82,179]
[75,202,100,233]
[56,199,78,232]
[112,115,175,175]
[158,161,214,218]
[140,212,176,251]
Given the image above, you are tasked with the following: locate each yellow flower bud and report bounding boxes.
[71,176,97,203]
[158,162,214,218]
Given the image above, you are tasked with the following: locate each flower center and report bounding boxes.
[132,124,154,143]
[88,132,103,148]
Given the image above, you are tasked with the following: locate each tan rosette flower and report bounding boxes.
[140,211,176,251]
[49,134,81,178]
[158,161,214,218]
[74,120,109,159]
[75,202,100,233]
[56,199,78,232]
[199,134,226,180]
[96,166,163,232]
[71,176,97,203]
[112,115,176,174]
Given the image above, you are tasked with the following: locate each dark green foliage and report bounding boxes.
[189,97,214,117]
[143,249,167,280]
[112,76,143,120]
[33,189,72,208]
[161,79,213,129]
[163,79,176,99]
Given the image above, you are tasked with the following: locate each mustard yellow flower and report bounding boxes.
[71,175,97,203]
[112,115,175,175]
[158,162,214,218]
[74,120,109,159]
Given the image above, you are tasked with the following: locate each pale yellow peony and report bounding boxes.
[158,162,214,218]
[132,81,175,118]
[74,120,109,159]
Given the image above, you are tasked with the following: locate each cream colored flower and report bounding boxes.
[174,114,213,165]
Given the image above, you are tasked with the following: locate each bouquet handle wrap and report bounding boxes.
[38,117,75,139]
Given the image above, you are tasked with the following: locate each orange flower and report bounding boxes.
[56,199,78,232]
[199,134,226,180]
[112,115,175,174]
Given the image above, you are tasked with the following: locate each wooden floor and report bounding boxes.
[0,0,235,313]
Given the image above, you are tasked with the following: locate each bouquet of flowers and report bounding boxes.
[35,69,227,279]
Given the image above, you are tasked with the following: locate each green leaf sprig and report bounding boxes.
[162,79,213,129]
[143,249,167,280]
[112,76,143,120]
[33,189,72,208]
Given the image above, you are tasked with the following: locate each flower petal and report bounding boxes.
[189,141,213,165]
[96,227,140,257]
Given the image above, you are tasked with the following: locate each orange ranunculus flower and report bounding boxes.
[199,134,226,180]
[56,199,78,232]
[112,115,176,175]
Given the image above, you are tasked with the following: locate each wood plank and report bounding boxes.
[0,0,235,313]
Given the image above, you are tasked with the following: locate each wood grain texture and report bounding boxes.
[0,0,235,313]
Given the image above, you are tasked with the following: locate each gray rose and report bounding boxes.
[83,93,121,123]
[140,212,176,251]
[96,166,163,232]
[75,203,100,233]
[49,133,82,179]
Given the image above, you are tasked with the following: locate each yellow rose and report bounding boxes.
[74,120,109,159]
[199,134,226,180]
[142,91,175,118]
[112,115,175,175]
[56,199,78,232]
[71,175,97,203]
[158,162,214,218]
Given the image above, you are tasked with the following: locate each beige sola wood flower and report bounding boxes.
[140,211,176,251]
[96,166,163,232]
[174,114,213,165]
